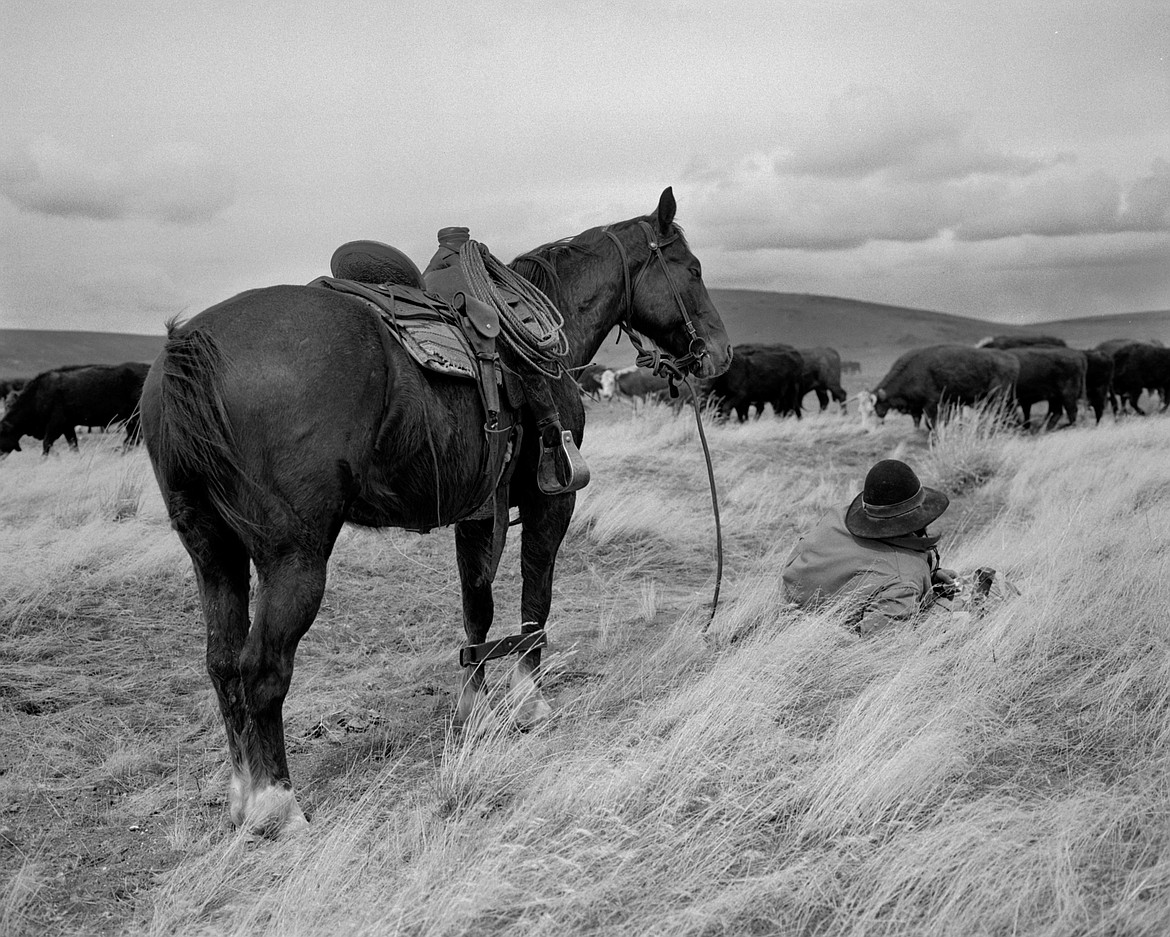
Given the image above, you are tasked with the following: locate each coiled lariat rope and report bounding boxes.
[459,240,569,377]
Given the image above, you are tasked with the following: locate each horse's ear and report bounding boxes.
[655,187,677,233]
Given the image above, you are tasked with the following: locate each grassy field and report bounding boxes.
[1,401,1168,936]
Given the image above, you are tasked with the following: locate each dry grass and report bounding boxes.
[1,405,1168,936]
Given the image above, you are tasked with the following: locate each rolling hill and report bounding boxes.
[0,328,165,379]
[3,292,1168,379]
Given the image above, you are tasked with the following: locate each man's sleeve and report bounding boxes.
[855,581,926,636]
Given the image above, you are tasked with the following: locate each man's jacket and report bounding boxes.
[781,507,935,635]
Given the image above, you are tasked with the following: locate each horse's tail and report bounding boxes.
[151,323,264,540]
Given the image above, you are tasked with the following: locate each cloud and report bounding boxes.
[774,87,1063,182]
[0,136,235,224]
[684,88,1169,253]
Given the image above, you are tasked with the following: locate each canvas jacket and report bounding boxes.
[782,506,935,635]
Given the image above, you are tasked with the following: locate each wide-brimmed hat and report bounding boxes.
[845,459,949,539]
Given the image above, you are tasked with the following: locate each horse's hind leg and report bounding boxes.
[234,550,329,835]
[512,489,576,727]
[168,492,253,827]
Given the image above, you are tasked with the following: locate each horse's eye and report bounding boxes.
[690,265,702,278]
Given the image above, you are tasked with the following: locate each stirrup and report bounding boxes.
[537,425,590,495]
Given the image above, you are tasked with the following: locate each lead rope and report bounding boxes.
[683,375,724,633]
[621,330,723,630]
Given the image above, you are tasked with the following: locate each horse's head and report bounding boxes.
[609,188,732,379]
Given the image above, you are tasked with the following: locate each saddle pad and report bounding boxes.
[394,317,478,380]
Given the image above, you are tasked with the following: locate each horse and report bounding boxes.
[139,187,732,836]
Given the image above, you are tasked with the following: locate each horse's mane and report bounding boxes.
[508,216,687,311]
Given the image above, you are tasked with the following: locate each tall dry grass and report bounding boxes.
[2,406,1168,936]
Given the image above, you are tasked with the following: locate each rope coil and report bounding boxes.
[459,240,569,377]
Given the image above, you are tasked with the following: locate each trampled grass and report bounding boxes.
[1,405,1168,936]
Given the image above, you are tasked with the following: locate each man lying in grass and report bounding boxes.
[782,459,965,635]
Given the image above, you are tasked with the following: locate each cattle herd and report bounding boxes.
[583,335,1170,430]
[0,335,1166,460]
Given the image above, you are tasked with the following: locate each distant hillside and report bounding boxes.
[0,329,164,378]
[701,290,1170,375]
[4,294,1168,379]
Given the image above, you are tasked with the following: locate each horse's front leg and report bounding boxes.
[454,505,507,725]
[512,487,576,728]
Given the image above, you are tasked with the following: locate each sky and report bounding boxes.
[1,0,1167,335]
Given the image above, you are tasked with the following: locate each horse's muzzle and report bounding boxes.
[694,340,732,378]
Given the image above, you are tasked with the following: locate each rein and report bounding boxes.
[602,221,724,630]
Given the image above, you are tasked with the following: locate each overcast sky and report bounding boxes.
[1,0,1167,334]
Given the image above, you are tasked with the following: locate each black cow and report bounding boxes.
[977,334,1067,349]
[1004,347,1087,429]
[1105,342,1170,415]
[797,346,848,414]
[0,377,29,415]
[871,344,1019,429]
[841,360,862,375]
[1082,349,1115,423]
[0,362,151,456]
[705,344,803,421]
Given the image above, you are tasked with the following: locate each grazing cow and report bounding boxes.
[1004,346,1088,429]
[871,344,1019,429]
[0,362,150,456]
[704,343,803,421]
[977,334,1067,349]
[0,378,29,416]
[574,362,608,400]
[841,360,862,375]
[796,346,848,414]
[599,366,672,407]
[1106,342,1170,415]
[1082,349,1115,422]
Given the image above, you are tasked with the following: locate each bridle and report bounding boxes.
[603,220,709,389]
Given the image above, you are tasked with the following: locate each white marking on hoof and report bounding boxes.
[244,785,308,839]
[507,669,552,730]
[229,768,250,827]
[455,672,490,727]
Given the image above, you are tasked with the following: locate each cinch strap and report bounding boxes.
[863,487,924,518]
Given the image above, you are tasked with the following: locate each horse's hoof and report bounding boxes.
[454,686,491,728]
[242,785,309,839]
[512,695,552,731]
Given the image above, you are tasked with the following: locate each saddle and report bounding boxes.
[311,237,588,528]
[308,271,517,529]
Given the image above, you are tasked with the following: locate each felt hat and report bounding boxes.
[845,459,949,539]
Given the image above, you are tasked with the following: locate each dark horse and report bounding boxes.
[140,188,732,835]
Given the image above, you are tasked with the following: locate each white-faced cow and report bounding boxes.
[574,362,608,400]
[598,366,672,408]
